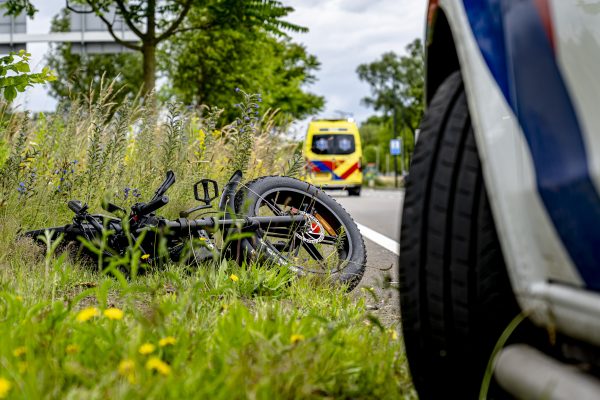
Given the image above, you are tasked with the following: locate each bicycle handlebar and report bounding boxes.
[136,195,169,216]
[68,200,83,214]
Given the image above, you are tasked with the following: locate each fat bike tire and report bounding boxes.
[235,176,366,290]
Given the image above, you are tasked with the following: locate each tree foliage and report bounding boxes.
[357,39,424,172]
[0,0,56,103]
[63,0,308,96]
[64,0,196,95]
[9,0,323,123]
[162,17,324,121]
[204,0,307,36]
[0,2,56,102]
[357,38,424,136]
[0,51,56,102]
[0,0,36,17]
[46,9,143,106]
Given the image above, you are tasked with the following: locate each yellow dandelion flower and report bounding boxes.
[145,357,171,376]
[15,296,22,302]
[138,343,155,355]
[118,359,136,384]
[17,362,27,374]
[290,334,305,345]
[118,359,134,375]
[141,254,150,260]
[103,307,124,320]
[76,307,100,322]
[12,346,26,357]
[158,336,177,347]
[66,344,80,354]
[229,274,239,282]
[389,329,399,341]
[0,377,11,399]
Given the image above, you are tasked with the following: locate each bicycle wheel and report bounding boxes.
[235,176,366,290]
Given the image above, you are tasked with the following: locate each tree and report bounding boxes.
[356,39,424,137]
[162,20,324,121]
[0,1,55,102]
[0,0,36,17]
[46,9,143,105]
[64,0,194,95]
[0,51,55,102]
[65,0,307,97]
[357,39,423,172]
[359,115,388,147]
[7,0,317,115]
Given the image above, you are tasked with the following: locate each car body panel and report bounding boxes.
[430,0,600,342]
[461,0,600,291]
[551,0,600,198]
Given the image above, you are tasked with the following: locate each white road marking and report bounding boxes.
[360,190,404,200]
[356,223,400,255]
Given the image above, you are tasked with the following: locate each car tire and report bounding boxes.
[348,187,361,196]
[399,71,521,399]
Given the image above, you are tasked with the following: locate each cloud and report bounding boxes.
[338,0,386,13]
[284,0,426,124]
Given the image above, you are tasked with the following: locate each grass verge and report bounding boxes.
[0,240,414,399]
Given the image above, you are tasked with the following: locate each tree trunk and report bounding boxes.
[142,0,157,97]
[142,43,156,95]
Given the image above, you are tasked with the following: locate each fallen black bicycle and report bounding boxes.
[23,171,366,289]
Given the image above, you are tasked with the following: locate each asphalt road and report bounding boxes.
[333,189,404,241]
[329,188,405,325]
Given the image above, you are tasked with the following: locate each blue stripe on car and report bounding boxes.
[463,0,600,289]
[310,161,342,180]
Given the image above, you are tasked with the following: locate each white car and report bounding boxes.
[399,1,600,399]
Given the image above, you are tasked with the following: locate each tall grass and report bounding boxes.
[0,84,297,225]
[0,83,413,399]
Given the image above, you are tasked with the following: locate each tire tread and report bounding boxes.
[399,72,520,399]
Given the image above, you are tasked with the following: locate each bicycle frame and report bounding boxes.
[158,170,306,233]
[49,170,309,262]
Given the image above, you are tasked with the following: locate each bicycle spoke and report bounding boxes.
[250,187,351,274]
[264,198,283,215]
[320,235,338,246]
[284,233,302,254]
[302,242,324,261]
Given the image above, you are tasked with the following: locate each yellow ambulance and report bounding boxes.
[303,119,363,196]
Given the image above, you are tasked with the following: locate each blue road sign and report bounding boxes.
[390,138,402,156]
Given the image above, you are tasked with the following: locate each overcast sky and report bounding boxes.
[16,0,426,127]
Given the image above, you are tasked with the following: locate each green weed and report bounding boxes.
[0,84,412,399]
